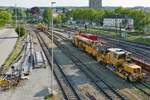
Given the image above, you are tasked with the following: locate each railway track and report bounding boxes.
[132,83,150,97]
[35,30,82,100]
[55,27,150,56]
[60,27,150,49]
[98,35,150,50]
[100,37,150,63]
[55,27,150,58]
[44,31,126,100]
[49,30,150,99]
[53,28,150,72]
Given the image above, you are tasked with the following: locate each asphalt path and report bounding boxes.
[0,28,18,67]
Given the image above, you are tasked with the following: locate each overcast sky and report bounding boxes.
[0,0,150,8]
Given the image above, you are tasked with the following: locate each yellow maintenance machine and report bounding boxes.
[0,75,10,89]
[72,33,144,81]
[97,48,144,81]
[36,23,48,31]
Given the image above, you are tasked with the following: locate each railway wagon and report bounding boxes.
[72,33,144,81]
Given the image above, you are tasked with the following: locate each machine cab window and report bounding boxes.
[118,54,126,59]
[126,52,132,61]
[133,68,141,73]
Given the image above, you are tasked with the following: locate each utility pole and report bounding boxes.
[18,7,20,37]
[115,14,117,34]
[15,4,17,28]
[120,22,121,37]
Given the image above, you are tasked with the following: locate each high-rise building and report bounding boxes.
[89,0,102,9]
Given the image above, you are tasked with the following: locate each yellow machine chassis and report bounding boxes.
[73,35,144,82]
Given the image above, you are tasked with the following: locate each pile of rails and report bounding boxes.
[0,34,32,90]
[72,32,144,82]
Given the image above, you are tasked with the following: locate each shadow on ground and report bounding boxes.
[34,87,49,97]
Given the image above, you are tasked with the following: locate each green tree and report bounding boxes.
[114,7,149,32]
[68,8,96,24]
[12,8,26,19]
[64,7,150,32]
[0,11,12,27]
[60,13,68,23]
[54,15,62,24]
[104,10,115,16]
[94,10,105,25]
[43,8,52,27]
[15,26,26,37]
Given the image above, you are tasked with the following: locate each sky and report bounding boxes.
[0,0,150,8]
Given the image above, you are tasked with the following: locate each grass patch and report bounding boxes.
[44,94,53,100]
[5,40,21,66]
[128,36,150,45]
[1,38,22,71]
[44,94,60,100]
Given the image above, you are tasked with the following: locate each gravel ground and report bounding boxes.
[0,67,61,100]
[40,32,107,100]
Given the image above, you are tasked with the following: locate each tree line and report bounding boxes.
[60,7,150,32]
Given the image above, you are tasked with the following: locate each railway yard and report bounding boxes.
[1,0,150,99]
[0,25,150,100]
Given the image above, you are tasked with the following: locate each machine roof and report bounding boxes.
[76,35,99,43]
[108,48,126,55]
[128,64,141,69]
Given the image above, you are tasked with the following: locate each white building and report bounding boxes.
[103,15,134,30]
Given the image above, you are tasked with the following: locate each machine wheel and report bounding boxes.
[83,47,86,52]
[100,61,106,65]
[72,41,75,46]
[96,55,100,62]
[128,75,134,82]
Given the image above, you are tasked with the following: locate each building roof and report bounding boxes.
[104,14,132,19]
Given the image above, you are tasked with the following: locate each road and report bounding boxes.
[0,28,18,67]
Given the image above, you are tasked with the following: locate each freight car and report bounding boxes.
[72,32,144,81]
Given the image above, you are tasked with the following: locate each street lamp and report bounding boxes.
[115,14,117,33]
[15,4,20,38]
[50,1,56,96]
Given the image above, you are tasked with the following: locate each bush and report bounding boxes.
[15,26,26,37]
[0,11,12,27]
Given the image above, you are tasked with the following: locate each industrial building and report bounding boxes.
[89,0,102,9]
[103,15,134,30]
